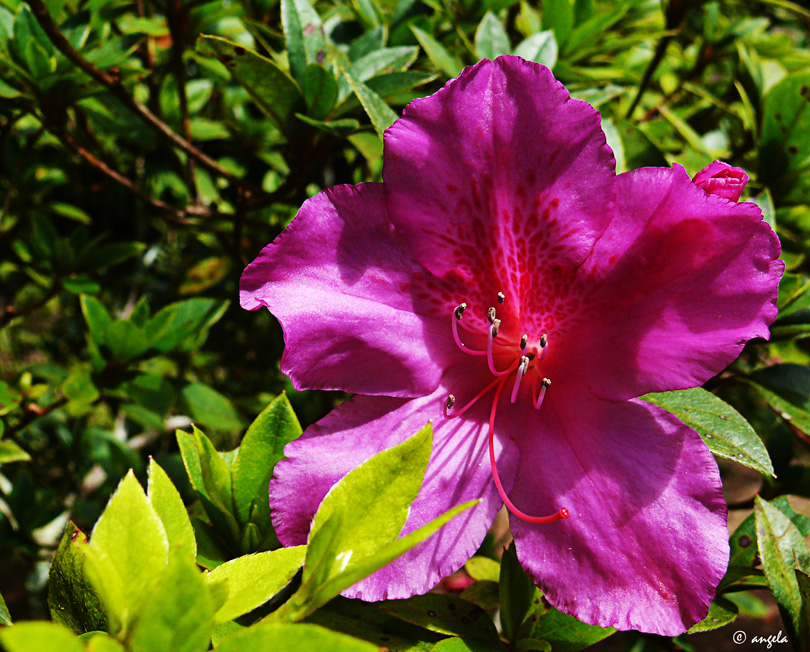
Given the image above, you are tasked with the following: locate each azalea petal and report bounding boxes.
[507,395,728,636]
[240,183,448,397]
[269,386,517,600]
[383,56,617,302]
[556,164,783,401]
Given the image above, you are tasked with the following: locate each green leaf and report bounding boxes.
[304,596,444,650]
[513,31,557,68]
[85,470,169,637]
[465,556,500,582]
[281,0,307,82]
[747,364,810,434]
[180,383,243,431]
[0,589,9,625]
[500,543,535,643]
[377,594,500,643]
[475,13,511,61]
[301,63,338,120]
[197,36,303,135]
[0,440,31,464]
[48,521,108,634]
[276,425,478,620]
[430,638,504,652]
[232,393,302,525]
[214,623,378,652]
[760,72,810,204]
[686,597,738,633]
[80,295,111,349]
[285,0,328,69]
[410,25,462,78]
[644,388,774,476]
[105,320,149,362]
[0,622,84,652]
[130,553,214,652]
[62,275,100,295]
[796,569,810,648]
[530,607,614,652]
[542,0,574,46]
[337,47,419,102]
[305,424,432,582]
[148,458,197,563]
[204,546,306,624]
[342,69,398,140]
[296,114,360,137]
[146,298,228,353]
[754,496,810,644]
[62,368,99,404]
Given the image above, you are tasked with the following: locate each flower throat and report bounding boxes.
[445,294,569,524]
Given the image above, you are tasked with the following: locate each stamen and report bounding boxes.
[539,333,548,360]
[520,334,528,351]
[510,356,529,403]
[535,377,551,410]
[487,307,497,324]
[497,292,505,304]
[444,377,502,419]
[487,320,512,376]
[488,378,569,524]
[452,305,487,356]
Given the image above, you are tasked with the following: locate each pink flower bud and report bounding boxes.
[692,161,749,201]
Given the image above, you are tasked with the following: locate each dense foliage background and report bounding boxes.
[1,0,810,650]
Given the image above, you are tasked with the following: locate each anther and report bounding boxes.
[497,292,505,304]
[535,377,551,410]
[539,333,548,360]
[445,395,456,410]
[520,334,528,350]
[491,319,501,338]
[487,307,497,324]
[454,303,467,320]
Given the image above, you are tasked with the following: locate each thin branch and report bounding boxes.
[27,0,266,200]
[51,124,200,225]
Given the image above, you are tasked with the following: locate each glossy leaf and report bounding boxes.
[475,13,510,61]
[410,25,462,78]
[530,607,614,652]
[0,590,9,626]
[214,623,378,652]
[0,622,84,652]
[85,470,169,636]
[754,496,810,644]
[377,594,500,643]
[342,70,398,140]
[747,364,810,434]
[644,387,774,476]
[197,36,303,135]
[148,458,197,563]
[48,521,108,634]
[232,393,302,525]
[204,546,306,623]
[130,553,214,652]
[0,440,31,464]
[513,31,557,68]
[500,543,535,643]
[687,597,738,633]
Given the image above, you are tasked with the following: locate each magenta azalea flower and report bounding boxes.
[241,56,783,635]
